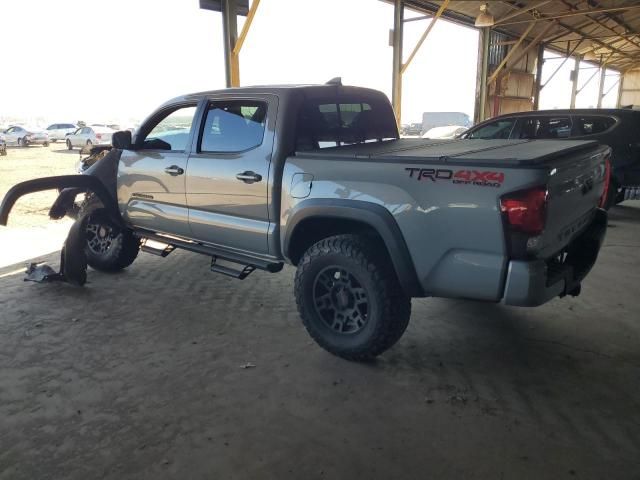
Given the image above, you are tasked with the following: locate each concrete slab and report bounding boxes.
[0,205,639,479]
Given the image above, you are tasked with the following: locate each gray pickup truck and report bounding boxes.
[0,81,609,360]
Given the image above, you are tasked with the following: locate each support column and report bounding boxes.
[221,0,239,87]
[474,27,490,124]
[616,73,624,107]
[533,43,544,111]
[597,65,606,108]
[570,55,581,109]
[391,0,404,126]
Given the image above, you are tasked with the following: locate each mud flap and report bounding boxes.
[24,216,89,286]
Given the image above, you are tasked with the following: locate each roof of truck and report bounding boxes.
[161,84,391,108]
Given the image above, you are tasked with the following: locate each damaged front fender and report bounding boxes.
[0,175,121,226]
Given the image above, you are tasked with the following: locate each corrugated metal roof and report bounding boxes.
[399,1,640,71]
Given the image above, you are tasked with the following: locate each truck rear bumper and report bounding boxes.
[502,209,607,307]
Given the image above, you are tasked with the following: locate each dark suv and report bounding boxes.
[461,109,640,206]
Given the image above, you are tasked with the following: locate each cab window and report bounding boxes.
[466,119,515,139]
[296,98,397,150]
[141,105,197,151]
[199,101,266,153]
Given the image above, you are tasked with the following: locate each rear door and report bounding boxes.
[185,96,276,254]
[69,128,82,146]
[117,103,198,238]
[75,127,90,147]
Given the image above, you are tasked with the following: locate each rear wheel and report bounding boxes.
[43,141,49,147]
[78,196,140,272]
[295,234,411,361]
[66,139,72,150]
[17,137,26,147]
[86,140,93,147]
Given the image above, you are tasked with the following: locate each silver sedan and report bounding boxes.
[1,125,49,147]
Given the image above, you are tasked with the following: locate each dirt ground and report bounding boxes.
[0,147,639,479]
[0,143,79,228]
[0,144,77,267]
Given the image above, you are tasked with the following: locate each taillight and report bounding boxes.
[500,186,548,236]
[599,157,611,208]
[95,133,102,140]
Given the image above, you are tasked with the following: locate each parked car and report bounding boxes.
[46,123,77,142]
[401,122,423,136]
[65,126,115,150]
[422,125,468,139]
[1,83,609,360]
[421,111,472,133]
[0,137,6,156]
[460,109,640,206]
[1,125,49,147]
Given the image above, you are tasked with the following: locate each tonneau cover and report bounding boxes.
[297,138,601,166]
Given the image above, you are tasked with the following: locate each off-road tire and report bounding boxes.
[78,196,140,272]
[295,234,411,361]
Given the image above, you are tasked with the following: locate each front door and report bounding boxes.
[118,104,198,238]
[186,97,275,255]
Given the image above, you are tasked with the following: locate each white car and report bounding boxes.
[65,126,115,150]
[46,123,77,142]
[1,125,49,146]
[421,125,469,139]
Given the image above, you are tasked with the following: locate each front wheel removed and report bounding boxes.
[294,234,411,361]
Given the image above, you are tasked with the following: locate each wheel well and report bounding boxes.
[287,217,389,265]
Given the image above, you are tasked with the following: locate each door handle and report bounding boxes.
[164,165,184,176]
[236,171,262,183]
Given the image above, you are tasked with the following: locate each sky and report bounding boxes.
[0,0,620,127]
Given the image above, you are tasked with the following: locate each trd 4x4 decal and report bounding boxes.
[405,168,505,188]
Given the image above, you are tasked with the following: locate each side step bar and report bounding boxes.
[211,257,255,280]
[134,229,284,278]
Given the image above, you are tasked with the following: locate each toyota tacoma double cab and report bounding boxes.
[0,80,609,360]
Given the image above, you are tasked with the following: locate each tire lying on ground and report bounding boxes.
[77,195,140,272]
[295,234,411,361]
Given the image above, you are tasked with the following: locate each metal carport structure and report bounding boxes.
[203,0,640,124]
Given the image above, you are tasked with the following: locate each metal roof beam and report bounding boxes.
[401,0,449,74]
[498,5,640,27]
[558,0,640,55]
[493,1,553,26]
[487,21,536,84]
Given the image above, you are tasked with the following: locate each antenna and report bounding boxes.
[325,77,342,86]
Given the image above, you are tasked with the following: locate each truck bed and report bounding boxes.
[298,138,600,167]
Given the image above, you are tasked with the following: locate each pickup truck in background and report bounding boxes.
[0,81,610,360]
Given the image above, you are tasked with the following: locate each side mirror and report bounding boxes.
[112,130,132,150]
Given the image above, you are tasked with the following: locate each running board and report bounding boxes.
[135,229,284,275]
[211,257,255,280]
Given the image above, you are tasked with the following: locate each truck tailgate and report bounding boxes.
[536,144,610,258]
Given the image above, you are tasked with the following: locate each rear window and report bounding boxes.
[573,116,615,136]
[296,97,398,150]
